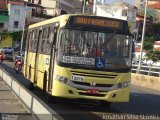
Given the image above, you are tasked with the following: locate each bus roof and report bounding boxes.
[28,14,90,29]
[28,14,132,35]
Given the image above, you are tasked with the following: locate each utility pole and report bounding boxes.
[93,0,96,14]
[20,2,27,56]
[82,0,86,13]
[137,0,148,73]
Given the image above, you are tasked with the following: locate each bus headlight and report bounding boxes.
[117,81,130,89]
[122,82,129,87]
[55,75,69,84]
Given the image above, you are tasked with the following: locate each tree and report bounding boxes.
[151,23,160,37]
[10,31,22,42]
[143,41,154,51]
[0,31,22,49]
[143,37,154,51]
[151,51,160,63]
[145,50,160,65]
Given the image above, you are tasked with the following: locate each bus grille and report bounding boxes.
[73,81,114,87]
[78,92,105,97]
[71,71,118,79]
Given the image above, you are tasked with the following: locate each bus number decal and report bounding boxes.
[71,75,84,82]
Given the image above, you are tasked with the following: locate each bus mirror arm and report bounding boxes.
[54,48,57,52]
[53,47,57,52]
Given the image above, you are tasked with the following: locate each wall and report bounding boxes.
[0,15,8,32]
[8,4,25,32]
[131,73,160,91]
[41,0,75,16]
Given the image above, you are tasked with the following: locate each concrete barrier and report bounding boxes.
[0,67,63,120]
[131,73,160,91]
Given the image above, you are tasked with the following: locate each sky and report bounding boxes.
[105,0,135,4]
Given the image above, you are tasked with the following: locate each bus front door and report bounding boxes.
[47,27,57,92]
[34,30,42,84]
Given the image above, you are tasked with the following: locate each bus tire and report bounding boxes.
[43,71,47,92]
[29,65,31,79]
[28,82,34,90]
[100,101,112,107]
[46,93,53,103]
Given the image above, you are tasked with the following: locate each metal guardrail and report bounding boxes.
[132,64,160,77]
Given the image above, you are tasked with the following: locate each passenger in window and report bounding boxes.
[102,44,111,56]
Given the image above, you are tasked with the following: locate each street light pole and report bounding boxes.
[93,0,96,14]
[20,2,27,56]
[137,0,148,73]
[82,0,86,13]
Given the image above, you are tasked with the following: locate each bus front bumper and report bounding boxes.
[52,80,130,102]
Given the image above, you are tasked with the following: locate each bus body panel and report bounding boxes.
[26,52,36,83]
[51,64,130,102]
[52,81,129,102]
[36,54,50,89]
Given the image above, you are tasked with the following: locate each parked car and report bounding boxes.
[3,51,14,61]
[132,61,148,66]
[2,47,13,53]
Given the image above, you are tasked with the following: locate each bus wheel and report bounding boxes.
[28,82,34,90]
[46,93,53,103]
[29,65,31,79]
[43,71,47,92]
[100,101,112,107]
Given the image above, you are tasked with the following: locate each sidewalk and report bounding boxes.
[0,78,36,120]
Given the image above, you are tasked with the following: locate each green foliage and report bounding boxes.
[151,23,160,36]
[143,37,154,51]
[0,31,22,48]
[152,51,160,62]
[0,32,8,39]
[0,31,22,42]
[10,31,22,42]
[141,8,157,20]
[143,41,153,51]
[145,50,153,61]
[0,34,12,48]
[145,36,155,43]
[145,50,160,64]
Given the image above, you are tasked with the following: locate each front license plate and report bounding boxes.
[71,75,84,82]
[86,89,99,94]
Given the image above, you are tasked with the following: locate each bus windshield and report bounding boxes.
[57,29,132,71]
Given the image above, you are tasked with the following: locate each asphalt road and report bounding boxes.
[1,61,160,120]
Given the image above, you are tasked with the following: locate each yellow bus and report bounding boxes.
[23,14,133,106]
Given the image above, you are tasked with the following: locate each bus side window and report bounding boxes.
[46,27,57,54]
[30,30,36,52]
[53,28,57,46]
[33,30,39,52]
[40,28,47,53]
[25,31,31,51]
[45,27,52,54]
[29,31,33,51]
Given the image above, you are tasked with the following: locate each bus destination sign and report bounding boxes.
[75,17,120,29]
[67,16,130,34]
